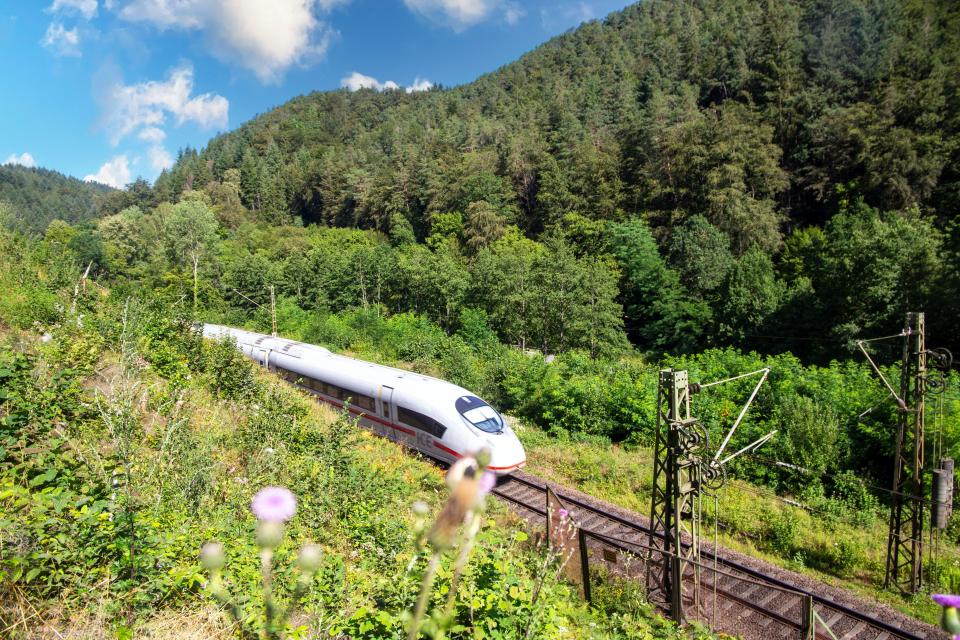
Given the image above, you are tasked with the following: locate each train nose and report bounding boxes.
[486,434,526,474]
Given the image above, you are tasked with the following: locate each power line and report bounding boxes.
[739,452,955,509]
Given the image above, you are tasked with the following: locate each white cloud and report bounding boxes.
[404,0,493,30]
[342,72,435,93]
[84,155,131,188]
[137,126,166,143]
[42,22,82,56]
[48,0,98,19]
[3,153,36,168]
[406,77,433,93]
[148,145,173,171]
[540,2,594,30]
[118,0,343,83]
[341,72,394,92]
[403,0,521,30]
[503,3,524,25]
[102,63,228,145]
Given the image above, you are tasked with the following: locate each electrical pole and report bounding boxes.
[648,367,774,623]
[885,312,926,593]
[648,369,705,623]
[270,285,277,337]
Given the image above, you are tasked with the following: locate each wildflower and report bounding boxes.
[932,594,960,638]
[297,544,323,573]
[431,455,491,550]
[558,508,569,519]
[251,486,297,523]
[412,500,430,516]
[478,471,496,497]
[200,542,226,571]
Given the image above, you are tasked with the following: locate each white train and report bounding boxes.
[203,324,526,474]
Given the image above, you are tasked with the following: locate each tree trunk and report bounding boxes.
[193,255,199,310]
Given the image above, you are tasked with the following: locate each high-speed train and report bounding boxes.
[203,324,526,474]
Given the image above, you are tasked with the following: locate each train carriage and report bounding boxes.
[202,324,526,474]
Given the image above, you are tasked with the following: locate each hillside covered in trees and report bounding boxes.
[0,165,114,233]
[153,0,960,361]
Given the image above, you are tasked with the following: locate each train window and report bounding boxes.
[326,384,343,400]
[455,396,504,433]
[398,407,447,438]
[347,393,375,411]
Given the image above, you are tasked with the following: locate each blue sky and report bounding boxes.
[0,0,633,188]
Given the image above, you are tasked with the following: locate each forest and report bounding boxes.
[0,165,113,234]
[140,0,960,361]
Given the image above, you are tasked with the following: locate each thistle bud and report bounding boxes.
[446,456,479,491]
[475,447,491,469]
[255,520,285,549]
[932,594,960,635]
[200,542,225,571]
[297,543,323,573]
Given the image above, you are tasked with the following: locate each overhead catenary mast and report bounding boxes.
[647,366,774,623]
[856,312,947,594]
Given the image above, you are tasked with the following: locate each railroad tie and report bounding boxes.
[736,582,762,601]
[720,597,739,615]
[755,588,780,608]
[839,621,867,640]
[819,609,846,631]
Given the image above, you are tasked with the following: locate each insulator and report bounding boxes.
[701,461,726,491]
[942,458,955,520]
[933,469,951,529]
[929,348,953,372]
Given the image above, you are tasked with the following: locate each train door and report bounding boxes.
[378,386,396,441]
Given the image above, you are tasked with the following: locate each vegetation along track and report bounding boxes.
[493,472,944,640]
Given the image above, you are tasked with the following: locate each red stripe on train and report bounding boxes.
[433,442,525,471]
[300,382,524,470]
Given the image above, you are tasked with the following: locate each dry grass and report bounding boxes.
[0,587,231,639]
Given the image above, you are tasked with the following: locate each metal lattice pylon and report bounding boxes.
[885,312,926,593]
[647,369,705,622]
[647,366,775,623]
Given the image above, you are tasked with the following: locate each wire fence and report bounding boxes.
[544,486,852,640]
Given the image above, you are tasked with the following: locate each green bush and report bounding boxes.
[202,335,259,401]
[768,509,802,556]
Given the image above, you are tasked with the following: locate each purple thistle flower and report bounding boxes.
[558,508,569,519]
[478,472,496,497]
[933,594,960,608]
[251,486,297,523]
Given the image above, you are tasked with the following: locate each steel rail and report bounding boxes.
[494,479,807,631]
[580,528,806,632]
[493,474,927,640]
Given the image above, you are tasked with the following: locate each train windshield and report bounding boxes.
[455,395,504,433]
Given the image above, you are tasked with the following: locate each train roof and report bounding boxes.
[202,323,468,399]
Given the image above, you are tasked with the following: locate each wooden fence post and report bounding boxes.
[578,528,592,604]
[800,595,813,639]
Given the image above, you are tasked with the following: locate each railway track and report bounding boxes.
[492,473,943,640]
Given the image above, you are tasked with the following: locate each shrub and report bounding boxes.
[768,509,802,556]
[203,336,258,401]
